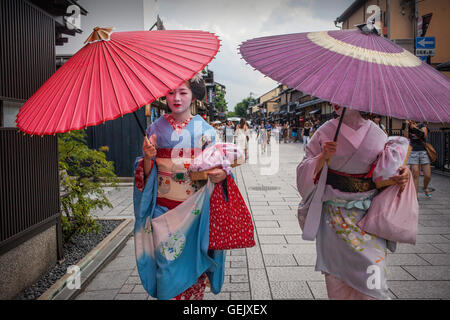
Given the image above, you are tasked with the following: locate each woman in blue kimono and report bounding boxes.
[133,74,227,300]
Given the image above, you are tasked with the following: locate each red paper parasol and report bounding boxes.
[17,27,220,136]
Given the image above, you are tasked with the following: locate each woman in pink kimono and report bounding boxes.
[296,105,411,300]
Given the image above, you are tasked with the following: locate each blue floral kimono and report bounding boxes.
[133,115,225,300]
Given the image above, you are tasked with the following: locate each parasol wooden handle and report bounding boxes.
[326,107,346,165]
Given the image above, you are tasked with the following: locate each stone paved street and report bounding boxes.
[76,134,450,300]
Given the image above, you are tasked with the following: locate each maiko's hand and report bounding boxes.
[208,168,227,183]
[322,141,337,161]
[392,165,410,194]
[143,134,157,159]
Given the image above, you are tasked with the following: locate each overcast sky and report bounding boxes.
[147,0,354,111]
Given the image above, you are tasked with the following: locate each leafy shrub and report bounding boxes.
[58,130,118,243]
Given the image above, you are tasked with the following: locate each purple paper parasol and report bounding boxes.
[239,28,450,123]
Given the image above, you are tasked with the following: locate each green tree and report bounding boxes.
[58,130,119,243]
[234,95,257,118]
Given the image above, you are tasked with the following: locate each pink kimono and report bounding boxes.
[296,119,415,300]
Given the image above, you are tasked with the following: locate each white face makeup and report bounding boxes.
[166,82,193,114]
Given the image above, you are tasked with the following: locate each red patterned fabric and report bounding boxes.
[164,114,193,134]
[171,273,208,300]
[156,197,183,210]
[209,175,255,250]
[135,158,153,192]
[157,148,200,159]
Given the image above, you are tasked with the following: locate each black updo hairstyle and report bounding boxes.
[188,73,206,101]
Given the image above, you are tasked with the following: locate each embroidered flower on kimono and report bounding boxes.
[351,238,360,246]
[160,232,186,261]
[363,234,372,241]
[348,233,356,240]
[344,217,353,226]
[334,216,342,224]
[341,223,349,229]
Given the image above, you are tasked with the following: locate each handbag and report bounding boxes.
[208,175,255,250]
[357,171,419,244]
[422,140,437,163]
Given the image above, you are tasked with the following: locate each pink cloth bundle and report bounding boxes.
[358,136,418,244]
[357,171,418,244]
[190,143,244,175]
[372,136,411,188]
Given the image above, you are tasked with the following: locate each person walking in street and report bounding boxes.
[224,120,235,143]
[372,114,388,136]
[257,120,268,153]
[133,74,227,300]
[296,104,413,300]
[404,120,434,197]
[235,118,250,162]
[301,121,312,151]
[283,122,290,143]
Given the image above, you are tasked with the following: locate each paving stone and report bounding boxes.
[230,248,246,256]
[221,283,250,292]
[75,289,119,300]
[251,210,274,216]
[114,293,148,300]
[417,226,450,234]
[84,270,132,291]
[272,209,297,215]
[418,253,450,265]
[119,284,135,294]
[225,268,248,276]
[249,269,272,300]
[395,243,444,254]
[255,220,279,228]
[387,281,450,299]
[415,234,450,243]
[231,274,249,283]
[258,228,301,235]
[125,276,143,285]
[231,260,248,268]
[386,254,430,266]
[307,281,328,300]
[258,235,287,244]
[263,254,298,266]
[284,235,310,244]
[132,284,148,294]
[102,256,136,272]
[266,266,323,281]
[420,220,450,227]
[432,243,450,253]
[270,281,313,299]
[261,244,316,254]
[386,266,416,280]
[294,254,317,266]
[230,292,251,300]
[402,266,450,280]
[246,246,265,269]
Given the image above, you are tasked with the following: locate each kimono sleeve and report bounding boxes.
[372,136,410,186]
[296,129,324,198]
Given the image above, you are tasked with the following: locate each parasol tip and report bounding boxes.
[84,27,115,44]
[356,23,380,36]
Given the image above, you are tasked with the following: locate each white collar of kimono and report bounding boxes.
[330,118,371,150]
